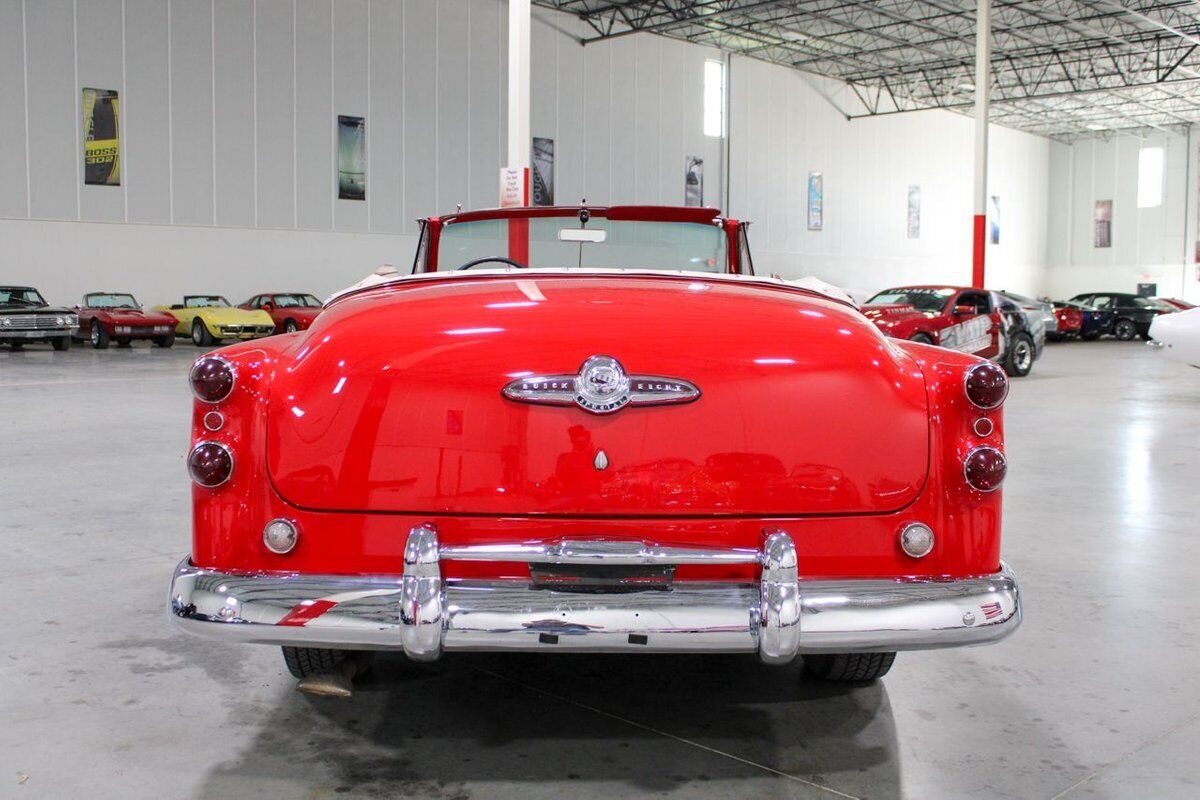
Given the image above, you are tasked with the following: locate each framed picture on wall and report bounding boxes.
[988,195,1000,244]
[83,88,120,186]
[807,172,823,231]
[532,137,555,206]
[337,115,366,200]
[1093,200,1112,248]
[684,156,704,207]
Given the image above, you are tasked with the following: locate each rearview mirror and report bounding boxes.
[952,304,975,316]
[559,228,607,243]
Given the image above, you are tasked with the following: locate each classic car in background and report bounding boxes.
[1154,297,1196,312]
[0,285,77,350]
[168,205,1021,695]
[1070,292,1176,340]
[238,293,324,334]
[75,292,177,349]
[862,285,1043,376]
[998,290,1058,337]
[1149,307,1200,368]
[1048,301,1082,341]
[155,295,275,346]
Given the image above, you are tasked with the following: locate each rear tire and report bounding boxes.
[284,318,299,334]
[804,652,896,682]
[90,320,110,349]
[51,336,71,351]
[191,319,215,347]
[908,333,935,345]
[153,334,175,348]
[1113,318,1137,341]
[282,646,347,679]
[1003,333,1035,378]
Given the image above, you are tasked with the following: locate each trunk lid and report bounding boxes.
[266,275,928,516]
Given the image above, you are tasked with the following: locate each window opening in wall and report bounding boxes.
[704,60,725,138]
[1137,146,1164,208]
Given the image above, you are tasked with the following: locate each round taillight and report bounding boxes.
[964,446,1006,492]
[188,442,233,488]
[190,356,236,403]
[963,361,1008,410]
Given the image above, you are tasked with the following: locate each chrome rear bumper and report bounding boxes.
[168,526,1021,663]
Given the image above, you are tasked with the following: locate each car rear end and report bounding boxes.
[169,274,1020,670]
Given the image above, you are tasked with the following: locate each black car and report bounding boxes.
[1069,292,1176,341]
[0,286,79,350]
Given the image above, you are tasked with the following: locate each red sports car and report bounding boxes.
[75,292,177,349]
[238,293,324,334]
[862,285,1043,377]
[169,205,1020,695]
[1049,302,1084,340]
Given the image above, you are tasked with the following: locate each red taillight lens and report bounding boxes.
[964,446,1006,492]
[963,362,1008,410]
[190,356,235,403]
[188,442,233,487]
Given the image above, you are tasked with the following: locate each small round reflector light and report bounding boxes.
[263,519,299,554]
[964,446,1007,492]
[898,522,935,558]
[190,356,236,404]
[203,411,224,431]
[973,417,994,437]
[963,361,1008,410]
[188,442,233,488]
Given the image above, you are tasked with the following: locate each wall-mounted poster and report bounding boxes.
[684,156,704,207]
[988,195,1000,244]
[82,88,120,186]
[807,172,823,231]
[906,185,920,239]
[337,115,365,200]
[1093,200,1112,248]
[532,137,554,206]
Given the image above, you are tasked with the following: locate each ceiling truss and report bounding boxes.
[533,0,1200,141]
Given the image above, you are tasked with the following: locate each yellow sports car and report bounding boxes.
[155,295,276,346]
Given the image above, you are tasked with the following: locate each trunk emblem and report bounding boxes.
[594,450,609,471]
[502,355,700,415]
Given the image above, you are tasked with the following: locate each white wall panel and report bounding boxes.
[436,0,469,215]
[125,0,171,225]
[24,0,77,220]
[294,0,332,230]
[367,0,401,234]
[169,0,214,226]
[0,0,29,218]
[213,0,254,228]
[401,0,435,231]
[467,0,502,214]
[254,0,295,229]
[76,0,124,222]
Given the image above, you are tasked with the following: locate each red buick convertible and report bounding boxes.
[169,206,1020,692]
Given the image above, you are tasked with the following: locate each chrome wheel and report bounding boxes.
[285,319,298,333]
[1114,319,1136,341]
[1014,340,1032,372]
[90,322,99,346]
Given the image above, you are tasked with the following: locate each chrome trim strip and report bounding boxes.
[438,540,761,565]
[169,545,1021,658]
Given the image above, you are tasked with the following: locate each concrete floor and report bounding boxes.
[2,339,1199,799]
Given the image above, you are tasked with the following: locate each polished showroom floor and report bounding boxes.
[2,339,1198,799]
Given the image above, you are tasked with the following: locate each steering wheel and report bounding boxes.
[456,256,529,271]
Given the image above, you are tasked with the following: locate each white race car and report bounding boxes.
[1149,307,1200,368]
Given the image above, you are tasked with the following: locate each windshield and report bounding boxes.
[185,296,230,308]
[1132,296,1175,310]
[86,293,139,309]
[434,217,728,273]
[0,287,47,307]
[866,288,953,313]
[273,294,321,308]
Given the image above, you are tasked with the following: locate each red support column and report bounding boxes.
[972,214,986,288]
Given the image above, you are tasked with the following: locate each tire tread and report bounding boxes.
[281,646,346,679]
[804,651,896,682]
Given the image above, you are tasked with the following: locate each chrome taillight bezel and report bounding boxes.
[189,355,237,404]
[962,361,1009,410]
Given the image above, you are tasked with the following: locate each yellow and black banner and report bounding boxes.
[83,88,120,186]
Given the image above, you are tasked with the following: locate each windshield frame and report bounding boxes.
[84,292,140,309]
[866,287,956,314]
[417,206,749,276]
[184,295,232,309]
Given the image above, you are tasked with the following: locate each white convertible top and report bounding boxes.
[327,265,858,308]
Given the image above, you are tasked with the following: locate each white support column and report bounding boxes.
[971,0,991,288]
[507,0,531,172]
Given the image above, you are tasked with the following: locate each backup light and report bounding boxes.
[190,356,236,403]
[263,519,299,554]
[898,523,935,558]
[963,362,1008,410]
[964,446,1007,492]
[188,442,233,488]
